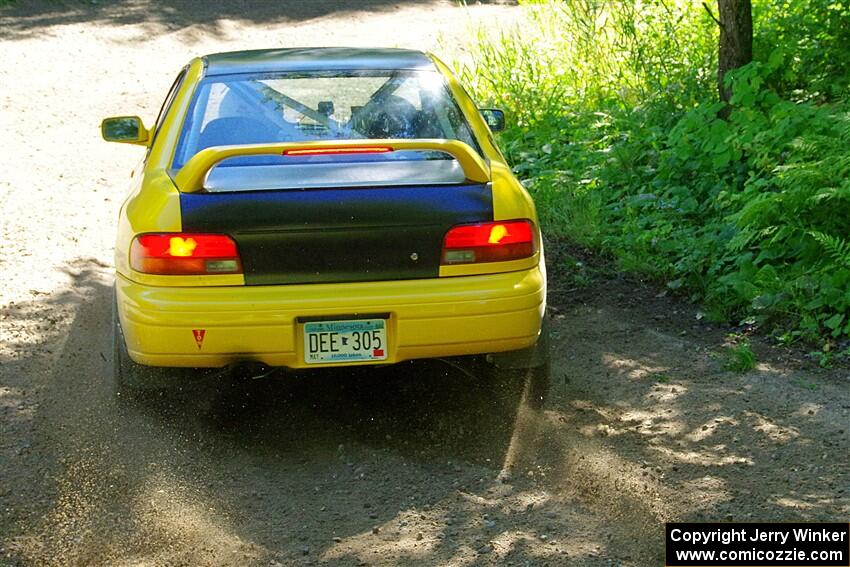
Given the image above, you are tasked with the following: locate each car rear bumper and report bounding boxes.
[115,267,546,368]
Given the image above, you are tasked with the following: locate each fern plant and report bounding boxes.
[809,232,850,269]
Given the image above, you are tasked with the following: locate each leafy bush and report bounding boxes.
[754,0,850,99]
[455,0,850,345]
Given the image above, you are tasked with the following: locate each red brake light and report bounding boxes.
[130,233,242,275]
[441,220,536,265]
[283,146,393,156]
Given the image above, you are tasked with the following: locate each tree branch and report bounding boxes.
[702,2,723,29]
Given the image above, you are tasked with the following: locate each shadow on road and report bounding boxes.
[0,0,459,41]
[168,361,531,463]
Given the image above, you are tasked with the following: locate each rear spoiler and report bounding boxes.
[172,139,490,193]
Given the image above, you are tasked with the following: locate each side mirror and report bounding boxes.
[101,116,150,145]
[479,108,506,133]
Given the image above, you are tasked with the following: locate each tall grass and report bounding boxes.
[455,0,850,348]
[452,0,716,244]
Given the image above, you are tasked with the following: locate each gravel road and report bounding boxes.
[1,2,848,566]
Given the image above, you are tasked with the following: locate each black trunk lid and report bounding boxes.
[179,183,493,285]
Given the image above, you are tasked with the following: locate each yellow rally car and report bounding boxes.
[102,48,548,393]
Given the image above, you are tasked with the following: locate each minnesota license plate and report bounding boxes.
[303,319,387,364]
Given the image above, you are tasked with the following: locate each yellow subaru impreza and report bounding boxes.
[103,48,548,392]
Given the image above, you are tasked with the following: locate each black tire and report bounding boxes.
[112,286,200,399]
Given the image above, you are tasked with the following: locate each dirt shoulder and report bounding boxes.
[1,2,848,566]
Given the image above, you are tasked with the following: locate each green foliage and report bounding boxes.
[808,344,850,367]
[724,339,758,373]
[754,0,850,99]
[455,0,850,346]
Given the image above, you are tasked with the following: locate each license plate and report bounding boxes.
[303,319,387,364]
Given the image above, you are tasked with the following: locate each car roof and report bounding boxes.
[203,47,436,76]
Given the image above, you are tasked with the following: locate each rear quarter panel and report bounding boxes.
[430,55,539,223]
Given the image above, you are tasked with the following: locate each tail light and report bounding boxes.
[441,220,536,264]
[130,233,242,275]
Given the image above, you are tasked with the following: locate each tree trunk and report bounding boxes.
[717,0,753,104]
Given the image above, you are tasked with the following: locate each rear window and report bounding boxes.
[172,69,481,190]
